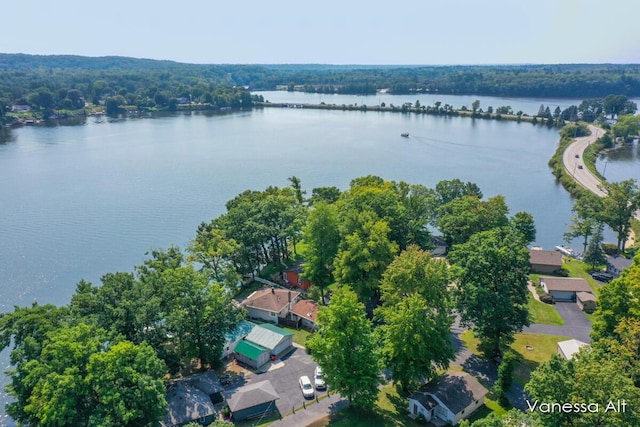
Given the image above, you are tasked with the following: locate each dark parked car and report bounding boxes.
[591,272,614,282]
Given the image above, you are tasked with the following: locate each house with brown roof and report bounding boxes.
[529,249,563,274]
[539,276,593,302]
[289,299,320,330]
[241,287,300,323]
[408,371,488,425]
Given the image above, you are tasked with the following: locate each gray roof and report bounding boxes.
[246,324,291,351]
[540,277,592,293]
[576,291,596,302]
[529,249,563,267]
[164,383,215,426]
[225,380,279,412]
[606,255,633,271]
[417,371,488,415]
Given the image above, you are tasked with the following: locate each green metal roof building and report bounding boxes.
[234,340,270,369]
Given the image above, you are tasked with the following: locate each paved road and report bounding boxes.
[562,124,607,196]
[524,301,592,343]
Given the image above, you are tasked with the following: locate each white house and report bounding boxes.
[408,371,488,425]
[241,287,300,323]
[289,299,319,330]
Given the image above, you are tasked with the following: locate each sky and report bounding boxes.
[2,0,639,65]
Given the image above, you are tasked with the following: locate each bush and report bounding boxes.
[539,293,555,305]
[602,243,618,255]
[553,267,569,277]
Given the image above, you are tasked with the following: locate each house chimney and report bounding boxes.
[288,290,291,302]
[271,287,275,294]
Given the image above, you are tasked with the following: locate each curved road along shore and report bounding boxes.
[562,124,638,246]
[562,124,607,197]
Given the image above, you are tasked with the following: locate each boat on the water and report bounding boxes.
[555,245,576,257]
[401,133,409,137]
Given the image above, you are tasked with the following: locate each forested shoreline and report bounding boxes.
[2,54,640,126]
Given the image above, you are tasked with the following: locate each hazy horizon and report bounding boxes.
[3,0,639,65]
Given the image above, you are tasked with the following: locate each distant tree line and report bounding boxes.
[2,55,640,124]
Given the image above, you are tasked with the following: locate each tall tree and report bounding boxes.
[162,265,243,369]
[301,202,341,303]
[591,255,640,341]
[86,341,167,426]
[437,195,509,246]
[288,175,306,204]
[510,211,536,245]
[187,222,240,285]
[583,223,606,269]
[450,227,530,358]
[333,210,399,303]
[306,286,382,411]
[601,179,640,253]
[376,246,454,391]
[563,193,602,255]
[526,351,640,426]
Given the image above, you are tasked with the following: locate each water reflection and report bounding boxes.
[0,128,16,144]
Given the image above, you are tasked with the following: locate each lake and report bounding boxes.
[0,94,636,423]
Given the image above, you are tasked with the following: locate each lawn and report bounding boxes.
[281,326,313,346]
[234,280,264,300]
[460,330,571,386]
[313,383,423,427]
[562,258,602,294]
[527,293,564,325]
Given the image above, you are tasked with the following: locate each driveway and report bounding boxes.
[229,344,329,418]
[524,302,592,343]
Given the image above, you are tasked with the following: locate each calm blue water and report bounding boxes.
[0,96,630,424]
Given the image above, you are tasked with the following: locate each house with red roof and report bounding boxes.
[241,287,300,323]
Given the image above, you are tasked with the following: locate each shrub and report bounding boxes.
[553,267,569,277]
[539,293,555,305]
[602,243,618,255]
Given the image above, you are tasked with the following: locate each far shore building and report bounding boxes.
[529,249,563,274]
[408,371,488,425]
[241,287,300,323]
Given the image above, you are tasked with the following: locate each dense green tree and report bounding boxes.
[612,114,640,141]
[187,222,241,284]
[437,195,509,246]
[450,227,530,358]
[19,324,107,425]
[563,193,602,255]
[306,286,382,411]
[376,246,454,391]
[333,210,399,303]
[583,223,606,269]
[86,341,167,426]
[591,255,640,340]
[301,202,341,303]
[308,186,341,205]
[288,175,306,204]
[472,100,480,115]
[510,211,536,245]
[162,265,243,369]
[434,179,483,206]
[525,351,640,426]
[459,408,544,426]
[601,179,640,253]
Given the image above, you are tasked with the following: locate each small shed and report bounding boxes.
[234,340,270,369]
[558,339,589,360]
[225,380,280,421]
[576,292,597,313]
[245,323,294,358]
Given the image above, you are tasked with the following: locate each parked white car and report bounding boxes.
[314,366,326,390]
[299,375,314,398]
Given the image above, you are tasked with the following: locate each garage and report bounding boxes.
[539,276,593,302]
